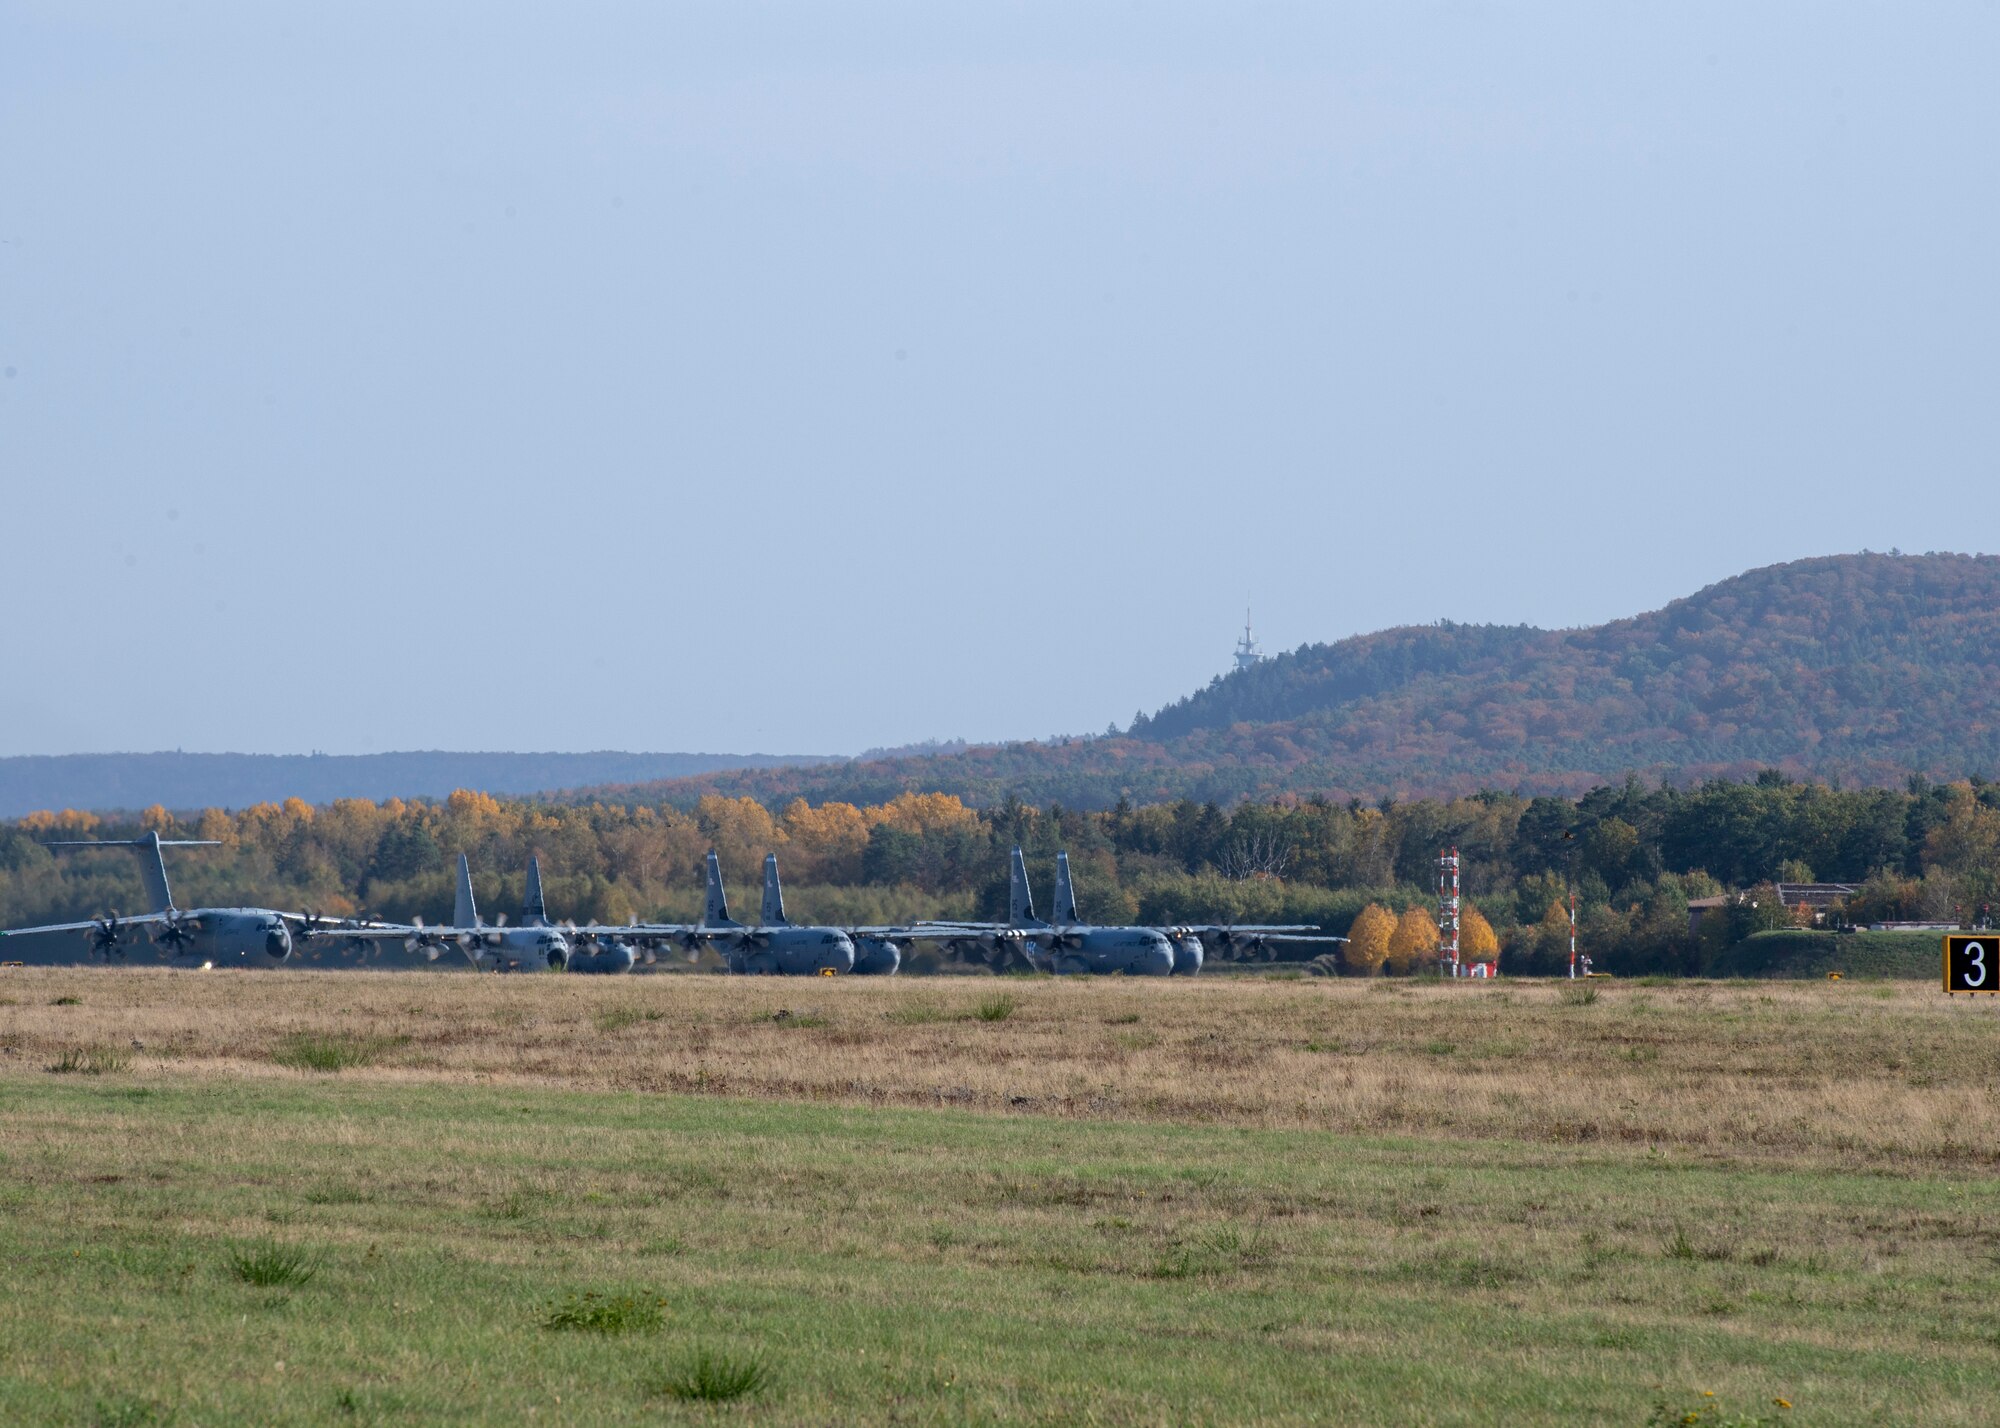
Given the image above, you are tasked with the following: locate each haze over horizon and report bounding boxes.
[5,3,1996,759]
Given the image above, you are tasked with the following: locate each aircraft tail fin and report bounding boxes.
[522,856,548,925]
[42,831,218,915]
[453,854,480,928]
[1008,846,1048,929]
[1052,851,1080,925]
[760,852,789,926]
[704,850,741,928]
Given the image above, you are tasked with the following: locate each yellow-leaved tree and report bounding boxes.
[695,795,785,877]
[1538,898,1573,966]
[1460,903,1499,962]
[1342,903,1395,976]
[781,799,872,883]
[1386,905,1441,975]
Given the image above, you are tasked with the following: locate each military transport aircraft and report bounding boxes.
[684,851,859,975]
[1158,921,1346,974]
[305,854,671,973]
[917,848,1342,975]
[0,832,330,967]
[917,848,1175,976]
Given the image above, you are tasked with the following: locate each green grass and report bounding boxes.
[46,1046,128,1075]
[593,1007,664,1033]
[885,1000,947,1025]
[1714,929,1942,980]
[652,1347,771,1402]
[771,1011,830,1029]
[973,993,1018,1022]
[272,1032,396,1072]
[227,1239,322,1287]
[541,1291,665,1334]
[1,1076,1997,1424]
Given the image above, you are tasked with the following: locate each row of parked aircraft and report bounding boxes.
[0,834,1343,975]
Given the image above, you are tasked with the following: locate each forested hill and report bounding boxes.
[597,553,2000,810]
[0,750,832,819]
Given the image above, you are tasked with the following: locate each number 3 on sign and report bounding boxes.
[1945,935,1999,993]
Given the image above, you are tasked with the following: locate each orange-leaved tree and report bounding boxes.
[1386,905,1441,975]
[1460,903,1500,962]
[1342,902,1395,976]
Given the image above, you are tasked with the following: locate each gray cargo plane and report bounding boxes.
[516,856,651,974]
[0,832,309,966]
[692,851,858,975]
[918,849,1340,975]
[309,854,659,972]
[448,854,572,971]
[1160,921,1347,974]
[919,848,1175,976]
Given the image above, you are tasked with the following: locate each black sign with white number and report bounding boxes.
[1944,935,1999,993]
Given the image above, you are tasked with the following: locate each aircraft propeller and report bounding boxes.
[86,915,126,959]
[154,912,201,956]
[404,917,455,960]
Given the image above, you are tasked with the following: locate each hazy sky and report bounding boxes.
[3,2,1995,757]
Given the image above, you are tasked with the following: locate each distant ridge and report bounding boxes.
[0,750,834,818]
[587,553,2000,810]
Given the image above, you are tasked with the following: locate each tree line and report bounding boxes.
[2,770,1995,973]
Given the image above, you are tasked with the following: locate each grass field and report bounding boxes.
[1711,931,1941,981]
[3,969,1999,1425]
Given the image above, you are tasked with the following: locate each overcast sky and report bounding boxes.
[3,2,1995,757]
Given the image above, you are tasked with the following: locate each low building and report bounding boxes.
[1686,895,1730,938]
[1688,883,1859,938]
[1775,883,1859,927]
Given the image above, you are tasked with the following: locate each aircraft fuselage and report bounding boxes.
[568,939,637,974]
[851,936,901,975]
[1167,933,1204,976]
[726,927,855,975]
[0,908,292,967]
[471,925,571,972]
[1037,927,1174,977]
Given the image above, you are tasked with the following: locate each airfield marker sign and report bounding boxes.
[1944,934,1998,993]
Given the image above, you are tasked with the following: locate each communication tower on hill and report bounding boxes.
[1233,607,1264,673]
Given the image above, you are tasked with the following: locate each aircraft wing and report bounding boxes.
[897,922,1026,942]
[0,912,172,938]
[1224,931,1346,943]
[564,923,703,942]
[1166,924,1321,935]
[841,925,1000,940]
[1177,927,1346,942]
[300,923,475,942]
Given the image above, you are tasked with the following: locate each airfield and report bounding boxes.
[4,970,1999,1425]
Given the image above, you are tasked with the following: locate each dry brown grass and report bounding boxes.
[4,967,1997,1171]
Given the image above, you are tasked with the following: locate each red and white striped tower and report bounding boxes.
[1567,888,1578,979]
[1436,847,1462,974]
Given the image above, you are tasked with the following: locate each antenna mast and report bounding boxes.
[1436,846,1462,974]
[1233,605,1263,673]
